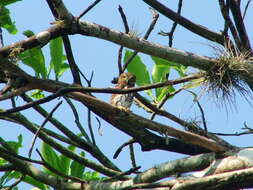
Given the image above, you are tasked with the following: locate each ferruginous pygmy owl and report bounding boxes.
[110,72,136,110]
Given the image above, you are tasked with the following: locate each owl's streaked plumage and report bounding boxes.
[110,73,136,109]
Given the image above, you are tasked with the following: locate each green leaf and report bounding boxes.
[19,46,47,79]
[124,50,152,97]
[156,85,175,102]
[59,145,76,175]
[23,175,47,190]
[0,0,21,6]
[151,56,171,100]
[70,151,85,178]
[83,171,100,181]
[57,62,70,78]
[151,56,188,101]
[0,135,23,154]
[23,30,34,37]
[41,142,61,176]
[0,6,17,34]
[30,90,45,99]
[50,37,66,80]
[151,56,187,77]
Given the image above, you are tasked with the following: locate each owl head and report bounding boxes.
[118,72,136,87]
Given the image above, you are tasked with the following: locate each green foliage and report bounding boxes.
[59,145,76,175]
[0,135,23,188]
[49,37,69,80]
[124,50,188,103]
[0,0,21,34]
[0,6,18,34]
[30,90,45,99]
[83,171,100,181]
[124,50,153,97]
[41,142,101,182]
[70,151,85,178]
[0,0,22,6]
[18,33,70,99]
[19,30,47,79]
[41,142,61,176]
[22,175,49,190]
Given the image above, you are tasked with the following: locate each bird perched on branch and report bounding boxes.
[110,72,136,110]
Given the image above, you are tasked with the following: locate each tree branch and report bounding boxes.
[142,0,225,45]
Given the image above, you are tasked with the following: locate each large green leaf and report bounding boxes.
[50,37,67,80]
[0,0,22,6]
[19,47,47,79]
[41,142,61,176]
[151,56,187,77]
[19,31,47,79]
[70,151,85,178]
[124,50,152,97]
[0,6,17,34]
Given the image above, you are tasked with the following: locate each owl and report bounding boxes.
[110,72,136,110]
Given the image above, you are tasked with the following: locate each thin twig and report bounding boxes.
[28,101,62,158]
[194,100,208,132]
[129,144,137,168]
[150,87,184,120]
[88,106,96,145]
[117,46,124,74]
[212,131,253,136]
[0,145,43,165]
[5,174,25,190]
[103,166,141,182]
[168,0,183,47]
[118,5,130,33]
[77,0,102,19]
[11,97,16,108]
[134,93,234,149]
[243,0,252,19]
[62,35,82,85]
[95,116,102,136]
[122,8,159,72]
[64,97,91,142]
[0,74,202,116]
[117,5,130,74]
[20,94,120,171]
[84,72,96,145]
[143,8,159,39]
[113,139,137,159]
[143,0,225,45]
[229,0,252,51]
[218,0,241,49]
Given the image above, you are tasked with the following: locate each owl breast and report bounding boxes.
[110,93,134,108]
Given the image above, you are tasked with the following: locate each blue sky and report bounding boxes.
[1,0,253,189]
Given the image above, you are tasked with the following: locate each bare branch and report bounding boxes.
[122,8,159,72]
[78,0,102,20]
[229,0,252,51]
[143,0,225,45]
[28,101,62,158]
